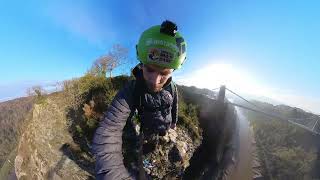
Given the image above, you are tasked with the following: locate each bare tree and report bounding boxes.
[26,85,47,97]
[91,44,129,77]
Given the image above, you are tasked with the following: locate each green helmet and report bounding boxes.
[136,20,187,69]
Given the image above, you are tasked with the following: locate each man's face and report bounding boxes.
[142,64,173,92]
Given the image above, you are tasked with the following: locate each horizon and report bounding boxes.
[1,77,319,116]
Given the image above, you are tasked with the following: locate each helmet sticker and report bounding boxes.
[148,48,160,61]
[145,38,178,52]
[148,48,173,64]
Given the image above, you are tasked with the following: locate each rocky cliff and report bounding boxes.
[14,93,94,180]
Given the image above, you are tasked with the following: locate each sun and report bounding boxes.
[176,63,269,96]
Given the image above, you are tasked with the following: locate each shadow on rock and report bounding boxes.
[60,143,95,179]
[64,106,96,179]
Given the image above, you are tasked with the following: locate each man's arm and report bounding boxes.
[92,81,135,180]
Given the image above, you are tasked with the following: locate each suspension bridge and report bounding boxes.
[212,85,320,135]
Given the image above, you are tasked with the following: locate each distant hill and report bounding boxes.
[250,100,320,133]
[244,100,320,179]
[0,97,33,167]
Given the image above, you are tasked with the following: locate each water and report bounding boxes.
[230,107,254,180]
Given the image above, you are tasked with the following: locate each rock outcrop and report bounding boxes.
[14,94,94,180]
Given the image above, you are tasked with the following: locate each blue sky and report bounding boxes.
[0,0,320,113]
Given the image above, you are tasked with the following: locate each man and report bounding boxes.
[92,20,187,180]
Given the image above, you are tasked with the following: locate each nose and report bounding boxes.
[149,72,162,85]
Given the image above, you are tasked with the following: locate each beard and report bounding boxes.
[146,82,162,93]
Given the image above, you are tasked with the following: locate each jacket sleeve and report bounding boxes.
[92,81,135,180]
[171,84,178,125]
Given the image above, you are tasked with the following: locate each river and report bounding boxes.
[230,107,255,180]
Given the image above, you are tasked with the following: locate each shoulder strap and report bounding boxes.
[133,80,144,114]
[170,81,176,97]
